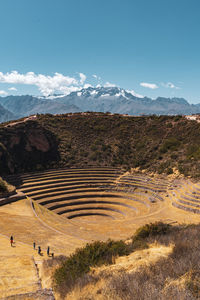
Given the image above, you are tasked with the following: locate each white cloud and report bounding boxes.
[104,81,116,87]
[93,74,101,80]
[161,82,180,89]
[140,82,158,89]
[79,73,86,85]
[0,71,88,96]
[8,87,17,91]
[0,90,8,96]
[127,89,144,98]
[58,85,80,95]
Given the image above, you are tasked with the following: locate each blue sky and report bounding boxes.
[0,0,200,102]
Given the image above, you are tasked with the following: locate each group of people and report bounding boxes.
[9,236,54,258]
[33,242,54,257]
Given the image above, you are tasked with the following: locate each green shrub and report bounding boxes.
[160,137,180,153]
[132,222,171,242]
[187,145,200,160]
[131,238,148,251]
[178,164,189,176]
[166,167,173,174]
[173,115,182,122]
[158,161,170,174]
[53,239,129,294]
[53,222,172,297]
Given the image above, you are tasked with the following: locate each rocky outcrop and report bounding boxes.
[0,120,60,175]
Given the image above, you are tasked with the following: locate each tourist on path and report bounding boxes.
[33,242,36,250]
[38,246,41,255]
[47,246,50,256]
[10,236,13,247]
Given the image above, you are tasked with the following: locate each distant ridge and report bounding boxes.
[0,95,80,121]
[0,86,200,122]
[0,102,17,123]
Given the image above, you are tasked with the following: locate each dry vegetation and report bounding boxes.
[37,113,200,177]
[100,225,200,300]
[1,113,200,177]
[0,176,15,196]
[41,222,200,300]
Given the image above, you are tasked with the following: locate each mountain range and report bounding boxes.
[0,86,200,122]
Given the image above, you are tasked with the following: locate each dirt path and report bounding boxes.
[4,115,37,128]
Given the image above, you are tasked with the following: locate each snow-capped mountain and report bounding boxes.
[57,86,196,115]
[0,86,200,122]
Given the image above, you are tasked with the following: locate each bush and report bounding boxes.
[173,115,182,122]
[132,222,171,242]
[178,164,189,176]
[160,137,180,153]
[53,224,200,300]
[187,145,200,160]
[53,239,129,295]
[0,178,8,193]
[158,161,170,174]
[166,167,173,174]
[53,222,172,297]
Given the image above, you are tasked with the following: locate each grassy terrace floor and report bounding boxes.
[1,167,200,299]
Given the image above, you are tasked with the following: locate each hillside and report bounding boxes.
[0,112,200,178]
[44,222,200,300]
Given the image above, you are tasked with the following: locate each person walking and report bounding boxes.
[10,236,13,247]
[47,246,50,256]
[38,246,41,255]
[33,242,36,250]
